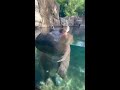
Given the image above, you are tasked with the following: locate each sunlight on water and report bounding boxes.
[72,41,85,47]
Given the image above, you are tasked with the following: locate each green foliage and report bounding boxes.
[56,0,85,17]
[76,0,85,16]
[64,0,80,16]
[56,0,66,4]
[56,0,67,17]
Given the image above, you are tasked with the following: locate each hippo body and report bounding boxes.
[35,30,73,82]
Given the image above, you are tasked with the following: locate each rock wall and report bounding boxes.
[35,0,60,28]
[61,16,85,26]
[35,0,85,28]
[35,0,85,36]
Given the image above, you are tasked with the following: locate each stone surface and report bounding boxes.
[35,0,60,27]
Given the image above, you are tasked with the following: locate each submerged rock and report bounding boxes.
[46,78,54,86]
[54,73,63,86]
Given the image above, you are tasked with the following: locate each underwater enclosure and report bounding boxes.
[35,27,85,90]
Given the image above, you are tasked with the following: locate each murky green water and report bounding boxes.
[35,27,85,90]
[67,45,85,90]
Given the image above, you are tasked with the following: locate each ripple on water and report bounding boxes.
[72,41,85,47]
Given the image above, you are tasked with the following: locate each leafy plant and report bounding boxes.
[56,0,85,17]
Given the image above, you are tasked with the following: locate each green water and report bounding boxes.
[35,27,85,90]
[35,46,85,90]
[67,45,85,90]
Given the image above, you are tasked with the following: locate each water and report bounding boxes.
[35,26,85,90]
